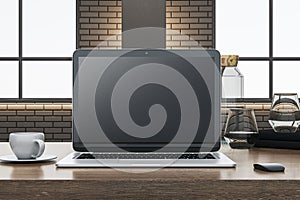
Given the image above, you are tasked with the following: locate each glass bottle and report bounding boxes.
[221,55,244,98]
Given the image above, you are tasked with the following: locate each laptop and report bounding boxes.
[56,49,236,168]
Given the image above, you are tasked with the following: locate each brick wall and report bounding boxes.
[79,0,214,49]
[0,102,272,142]
[0,103,72,142]
[79,0,122,49]
[166,0,213,48]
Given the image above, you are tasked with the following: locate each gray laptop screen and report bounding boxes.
[73,49,221,152]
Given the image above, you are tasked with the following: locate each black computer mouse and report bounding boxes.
[253,163,285,172]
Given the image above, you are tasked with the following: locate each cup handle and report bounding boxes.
[32,139,45,158]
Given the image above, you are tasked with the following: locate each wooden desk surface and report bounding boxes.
[0,142,299,180]
[1,142,300,199]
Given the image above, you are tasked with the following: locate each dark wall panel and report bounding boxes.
[122,0,166,48]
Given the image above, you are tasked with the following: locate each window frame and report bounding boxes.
[0,0,76,102]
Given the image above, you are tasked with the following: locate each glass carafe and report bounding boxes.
[224,108,259,149]
[269,93,300,133]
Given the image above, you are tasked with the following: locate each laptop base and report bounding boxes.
[56,152,236,168]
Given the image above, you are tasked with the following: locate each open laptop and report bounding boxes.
[56,49,236,168]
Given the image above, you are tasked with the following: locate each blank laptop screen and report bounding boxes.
[73,49,220,152]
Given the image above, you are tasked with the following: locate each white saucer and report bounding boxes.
[0,154,57,163]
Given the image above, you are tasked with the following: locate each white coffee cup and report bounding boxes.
[9,132,45,159]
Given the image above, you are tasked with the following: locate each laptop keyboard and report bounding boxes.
[75,153,216,160]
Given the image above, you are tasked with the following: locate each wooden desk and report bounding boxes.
[0,142,300,199]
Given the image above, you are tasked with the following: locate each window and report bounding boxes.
[273,61,300,94]
[238,61,269,98]
[0,0,75,100]
[0,0,19,57]
[23,61,72,98]
[0,62,19,98]
[273,0,300,95]
[217,0,300,100]
[216,0,269,57]
[274,0,300,57]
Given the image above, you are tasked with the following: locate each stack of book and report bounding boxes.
[255,129,300,150]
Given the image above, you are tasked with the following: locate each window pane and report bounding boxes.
[274,0,300,57]
[23,0,76,57]
[0,62,19,98]
[274,61,300,95]
[238,61,269,98]
[216,0,269,57]
[23,61,72,98]
[0,0,18,57]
